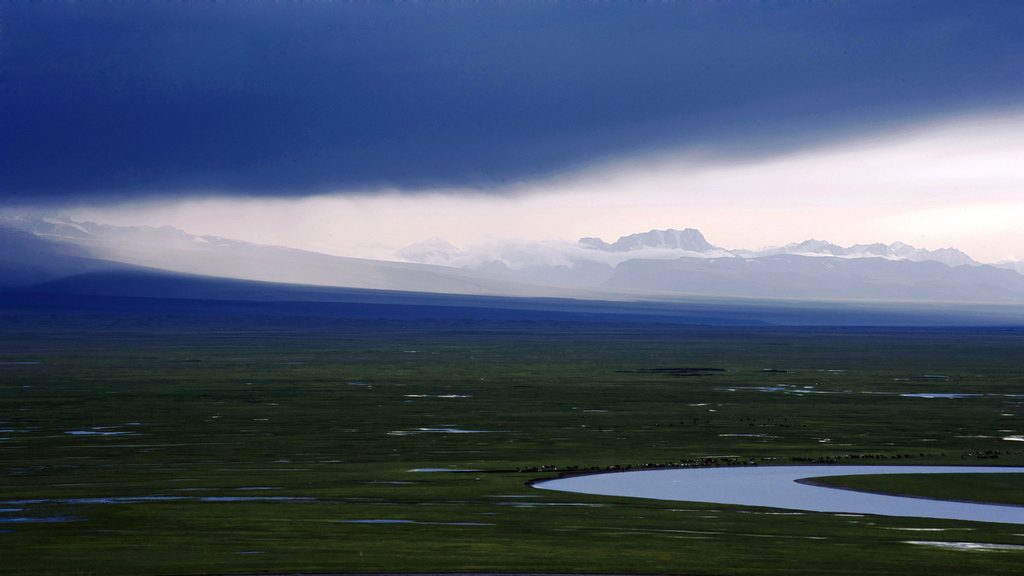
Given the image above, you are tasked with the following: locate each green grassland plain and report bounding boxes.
[2,311,1024,575]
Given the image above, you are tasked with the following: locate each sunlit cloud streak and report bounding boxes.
[69,112,1024,264]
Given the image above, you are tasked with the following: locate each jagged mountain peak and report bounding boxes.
[395,238,462,264]
[745,238,979,266]
[784,239,847,256]
[580,228,717,253]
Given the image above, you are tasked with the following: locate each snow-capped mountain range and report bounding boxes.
[3,212,1024,304]
[389,228,1024,301]
[399,228,982,269]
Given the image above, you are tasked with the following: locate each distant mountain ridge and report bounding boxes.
[395,238,462,264]
[0,224,130,288]
[731,239,977,267]
[579,229,979,267]
[3,213,1024,305]
[401,228,1024,302]
[604,254,1024,302]
[0,213,602,298]
[580,228,716,253]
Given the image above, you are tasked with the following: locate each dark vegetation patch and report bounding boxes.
[624,367,728,376]
[810,473,1024,507]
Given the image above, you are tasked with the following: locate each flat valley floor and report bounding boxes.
[3,310,1024,575]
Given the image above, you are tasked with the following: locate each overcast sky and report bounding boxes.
[3,2,1023,262]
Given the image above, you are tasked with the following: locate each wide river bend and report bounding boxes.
[534,465,1024,524]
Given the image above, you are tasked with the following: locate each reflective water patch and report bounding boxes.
[906,541,1024,551]
[0,516,81,523]
[388,427,493,436]
[408,468,482,472]
[901,393,981,399]
[335,519,493,525]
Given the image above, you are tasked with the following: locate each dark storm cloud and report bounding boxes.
[2,1,1023,204]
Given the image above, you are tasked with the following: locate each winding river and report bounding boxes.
[534,465,1024,524]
